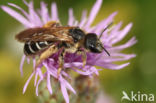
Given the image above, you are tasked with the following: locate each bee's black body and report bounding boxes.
[24,41,53,55]
[16,21,110,72]
[23,28,105,56]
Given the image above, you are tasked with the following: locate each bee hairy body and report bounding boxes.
[16,21,110,76]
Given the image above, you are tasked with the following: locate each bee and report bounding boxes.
[16,21,111,76]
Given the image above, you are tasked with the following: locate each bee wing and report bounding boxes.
[15,27,76,42]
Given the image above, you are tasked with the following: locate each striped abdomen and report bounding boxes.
[24,41,53,56]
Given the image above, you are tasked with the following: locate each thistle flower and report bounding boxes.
[1,0,137,103]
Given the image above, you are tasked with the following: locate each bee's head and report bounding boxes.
[84,33,110,56]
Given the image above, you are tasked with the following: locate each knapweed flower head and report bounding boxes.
[1,0,137,103]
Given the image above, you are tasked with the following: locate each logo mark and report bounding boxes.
[121,91,154,102]
[121,91,130,101]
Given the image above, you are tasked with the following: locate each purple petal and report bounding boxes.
[36,78,42,96]
[64,62,83,68]
[63,78,76,94]
[23,0,29,6]
[51,3,59,21]
[27,1,43,27]
[73,20,78,26]
[107,63,130,70]
[111,23,133,44]
[104,22,122,44]
[38,69,43,79]
[79,10,87,28]
[23,72,35,94]
[68,8,75,26]
[33,58,36,68]
[49,69,57,78]
[26,57,30,64]
[1,6,32,27]
[86,26,97,32]
[94,12,118,34]
[71,67,94,75]
[98,53,136,63]
[8,3,29,18]
[62,71,72,80]
[34,71,38,86]
[36,68,43,96]
[43,62,57,78]
[90,67,99,75]
[40,2,50,24]
[109,37,137,51]
[96,62,130,70]
[20,55,25,76]
[106,53,136,62]
[60,82,69,103]
[84,0,103,28]
[47,73,53,94]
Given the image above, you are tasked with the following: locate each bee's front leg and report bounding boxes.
[76,49,87,68]
[35,45,58,70]
[57,49,65,77]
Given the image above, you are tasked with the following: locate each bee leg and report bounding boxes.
[57,49,65,77]
[35,45,58,70]
[76,50,87,68]
[81,51,87,68]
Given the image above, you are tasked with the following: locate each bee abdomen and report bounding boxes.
[24,41,53,56]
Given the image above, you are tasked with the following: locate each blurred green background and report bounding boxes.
[0,0,156,103]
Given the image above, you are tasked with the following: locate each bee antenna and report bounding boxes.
[99,22,113,39]
[102,46,110,56]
